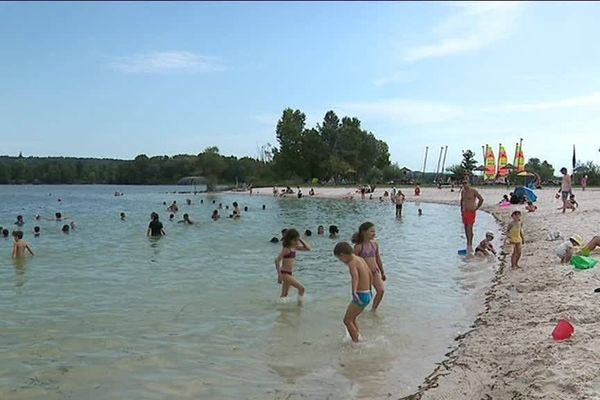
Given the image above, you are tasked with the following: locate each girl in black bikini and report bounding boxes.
[275,229,311,303]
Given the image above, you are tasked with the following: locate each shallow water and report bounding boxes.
[0,185,499,400]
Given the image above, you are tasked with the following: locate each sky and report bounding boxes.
[1,1,600,171]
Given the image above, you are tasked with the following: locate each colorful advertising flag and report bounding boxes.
[497,144,509,176]
[485,145,496,180]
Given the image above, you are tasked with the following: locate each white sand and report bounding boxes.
[240,185,600,400]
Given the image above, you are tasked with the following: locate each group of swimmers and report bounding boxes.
[274,221,386,342]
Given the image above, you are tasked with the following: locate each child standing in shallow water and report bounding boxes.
[352,222,386,312]
[334,242,373,343]
[507,211,524,268]
[275,229,311,303]
[12,231,34,258]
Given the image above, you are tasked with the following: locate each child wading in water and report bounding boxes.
[12,231,34,258]
[507,210,525,268]
[275,229,311,303]
[352,222,386,312]
[334,242,373,343]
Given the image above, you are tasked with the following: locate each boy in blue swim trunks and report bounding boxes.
[334,242,373,342]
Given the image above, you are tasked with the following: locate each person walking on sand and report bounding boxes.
[581,175,588,191]
[460,176,484,255]
[560,167,572,213]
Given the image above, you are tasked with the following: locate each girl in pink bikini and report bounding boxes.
[352,222,386,312]
[275,229,311,302]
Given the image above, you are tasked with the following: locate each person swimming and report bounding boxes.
[305,229,312,237]
[120,212,126,221]
[62,224,70,234]
[169,214,175,221]
[211,210,220,221]
[15,215,24,227]
[178,213,194,224]
[329,225,339,239]
[244,206,248,212]
[33,226,41,237]
[317,225,325,236]
[2,229,9,238]
[262,205,266,210]
[418,209,423,216]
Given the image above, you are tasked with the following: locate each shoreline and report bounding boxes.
[231,186,600,399]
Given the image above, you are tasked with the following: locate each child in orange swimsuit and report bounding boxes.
[275,229,311,303]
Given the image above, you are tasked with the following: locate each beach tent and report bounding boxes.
[514,186,538,202]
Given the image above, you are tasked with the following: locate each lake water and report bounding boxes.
[0,185,499,400]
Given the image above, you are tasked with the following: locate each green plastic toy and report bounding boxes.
[571,255,598,270]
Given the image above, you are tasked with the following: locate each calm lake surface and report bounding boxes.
[0,185,499,400]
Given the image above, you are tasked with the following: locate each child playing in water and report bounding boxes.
[211,210,220,221]
[317,225,325,236]
[12,231,34,258]
[334,242,373,343]
[352,222,386,312]
[329,225,339,239]
[507,211,524,268]
[274,229,311,302]
[475,231,497,257]
[232,202,241,218]
[556,235,582,263]
[33,226,41,237]
[178,213,194,224]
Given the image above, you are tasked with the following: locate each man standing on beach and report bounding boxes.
[560,167,572,213]
[460,176,483,254]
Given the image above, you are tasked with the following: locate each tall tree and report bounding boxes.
[274,108,307,179]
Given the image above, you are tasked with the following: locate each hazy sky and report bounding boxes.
[1,1,600,170]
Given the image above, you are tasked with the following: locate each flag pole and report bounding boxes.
[440,145,448,183]
[421,146,429,181]
[434,146,443,182]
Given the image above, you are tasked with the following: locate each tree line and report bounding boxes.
[0,109,408,188]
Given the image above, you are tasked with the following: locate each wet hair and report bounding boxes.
[305,229,312,236]
[244,206,248,212]
[55,212,62,219]
[334,242,353,256]
[169,214,175,219]
[173,201,177,204]
[281,229,288,236]
[212,200,216,204]
[16,215,23,220]
[183,213,189,219]
[219,203,222,207]
[282,228,300,248]
[151,213,159,222]
[212,210,218,215]
[200,199,204,204]
[15,231,24,239]
[329,225,339,235]
[34,226,40,233]
[233,202,239,207]
[270,237,279,243]
[226,205,229,210]
[418,209,423,214]
[317,225,324,232]
[2,229,8,237]
[163,201,167,205]
[352,222,374,244]
[62,224,70,233]
[511,210,522,217]
[262,205,266,210]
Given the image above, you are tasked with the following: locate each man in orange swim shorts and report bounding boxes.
[460,176,484,255]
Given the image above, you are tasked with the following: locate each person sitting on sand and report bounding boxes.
[475,231,497,257]
[329,225,339,239]
[309,188,315,196]
[568,194,579,210]
[525,201,538,213]
[581,235,600,256]
[499,194,510,205]
[334,242,373,343]
[556,235,583,263]
[12,231,34,258]
[178,213,194,225]
[211,210,220,221]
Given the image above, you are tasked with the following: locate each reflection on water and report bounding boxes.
[0,185,499,400]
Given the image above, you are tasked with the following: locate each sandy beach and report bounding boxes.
[243,185,600,399]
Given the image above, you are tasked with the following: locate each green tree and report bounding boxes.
[274,108,307,179]
[460,150,478,176]
[197,147,225,191]
[525,158,555,181]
